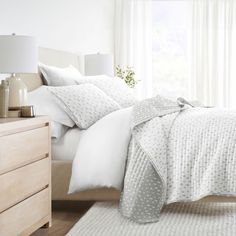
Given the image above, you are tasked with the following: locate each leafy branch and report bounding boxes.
[115,65,138,88]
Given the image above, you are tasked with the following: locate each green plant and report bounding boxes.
[115,65,138,88]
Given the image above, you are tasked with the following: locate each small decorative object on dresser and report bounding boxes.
[0,116,51,236]
[0,80,9,118]
[21,105,35,118]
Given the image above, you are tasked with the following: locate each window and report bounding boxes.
[152,1,191,99]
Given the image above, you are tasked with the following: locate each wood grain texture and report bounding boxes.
[0,126,49,175]
[47,120,52,228]
[0,158,49,212]
[0,116,49,136]
[0,116,51,235]
[0,189,50,236]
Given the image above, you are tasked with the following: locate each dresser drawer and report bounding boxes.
[0,188,50,236]
[0,158,50,212]
[0,126,49,174]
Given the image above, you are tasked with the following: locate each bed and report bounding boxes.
[21,47,120,201]
[21,47,236,206]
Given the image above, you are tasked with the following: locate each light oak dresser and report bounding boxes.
[0,116,51,236]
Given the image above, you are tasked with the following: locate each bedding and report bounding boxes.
[32,81,236,223]
[52,127,84,161]
[51,121,68,141]
[69,107,132,192]
[48,84,121,129]
[76,75,137,108]
[67,95,236,224]
[28,86,74,127]
[120,96,236,223]
[39,63,82,86]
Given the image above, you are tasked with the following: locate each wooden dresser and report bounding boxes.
[0,116,51,236]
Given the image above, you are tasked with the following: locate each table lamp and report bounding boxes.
[84,53,114,76]
[0,34,38,108]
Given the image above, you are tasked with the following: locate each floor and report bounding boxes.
[32,201,94,236]
[30,197,236,236]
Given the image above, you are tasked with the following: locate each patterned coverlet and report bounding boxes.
[119,96,236,223]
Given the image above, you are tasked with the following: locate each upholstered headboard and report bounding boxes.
[20,47,83,91]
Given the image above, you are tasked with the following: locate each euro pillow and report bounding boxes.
[28,86,75,127]
[39,63,82,86]
[48,84,121,129]
[76,75,137,108]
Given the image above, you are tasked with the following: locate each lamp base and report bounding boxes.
[7,74,28,109]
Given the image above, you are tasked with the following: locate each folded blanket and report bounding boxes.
[120,96,236,223]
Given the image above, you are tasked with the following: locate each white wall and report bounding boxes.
[0,0,115,54]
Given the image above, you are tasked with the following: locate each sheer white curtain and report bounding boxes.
[190,0,236,107]
[115,0,152,99]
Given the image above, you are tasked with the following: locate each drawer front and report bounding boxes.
[0,158,50,212]
[0,126,49,174]
[0,188,50,236]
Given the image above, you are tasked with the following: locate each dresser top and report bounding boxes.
[0,116,49,124]
[0,116,50,136]
[0,117,32,124]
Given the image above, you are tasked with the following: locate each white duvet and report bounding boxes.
[52,128,85,161]
[68,107,133,193]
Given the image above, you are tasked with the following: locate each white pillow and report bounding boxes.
[28,86,74,127]
[76,75,137,108]
[48,84,121,129]
[39,63,82,86]
[69,107,133,193]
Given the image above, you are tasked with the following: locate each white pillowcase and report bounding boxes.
[39,63,82,86]
[76,75,137,108]
[48,84,121,129]
[28,86,74,127]
[69,107,133,193]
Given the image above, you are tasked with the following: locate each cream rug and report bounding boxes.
[67,202,236,236]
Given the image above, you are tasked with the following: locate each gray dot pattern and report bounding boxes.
[48,84,121,129]
[67,201,236,236]
[76,76,137,108]
[120,96,236,223]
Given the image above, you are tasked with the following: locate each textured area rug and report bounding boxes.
[67,202,236,236]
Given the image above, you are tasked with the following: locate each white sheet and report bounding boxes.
[52,128,85,161]
[69,107,133,193]
[51,122,69,141]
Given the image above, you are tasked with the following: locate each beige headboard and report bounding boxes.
[20,47,83,92]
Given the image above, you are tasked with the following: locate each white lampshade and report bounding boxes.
[84,53,114,76]
[0,35,38,74]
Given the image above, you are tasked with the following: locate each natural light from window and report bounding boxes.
[152,1,190,99]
